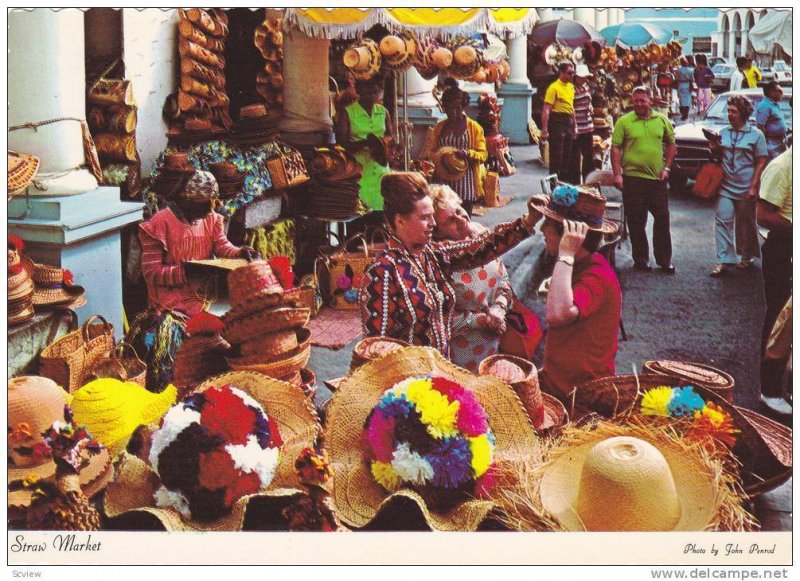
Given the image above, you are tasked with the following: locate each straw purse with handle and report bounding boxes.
[85,342,147,387]
[266,144,310,190]
[324,234,372,310]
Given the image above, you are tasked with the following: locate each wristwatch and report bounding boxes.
[557,256,575,267]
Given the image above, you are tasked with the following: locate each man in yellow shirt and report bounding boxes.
[743,57,763,89]
[540,62,576,181]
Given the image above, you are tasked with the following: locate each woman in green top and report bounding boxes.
[335,79,395,211]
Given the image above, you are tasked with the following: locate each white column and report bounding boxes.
[729,27,737,61]
[537,8,555,23]
[280,31,332,135]
[8,8,97,195]
[573,8,595,28]
[404,67,438,107]
[741,29,749,57]
[595,9,608,31]
[505,35,530,86]
[618,9,627,24]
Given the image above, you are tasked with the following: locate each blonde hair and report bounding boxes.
[428,184,462,212]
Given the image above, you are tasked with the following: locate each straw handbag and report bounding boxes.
[325,234,372,310]
[88,79,135,107]
[297,257,325,317]
[266,145,310,190]
[39,315,115,393]
[85,342,147,387]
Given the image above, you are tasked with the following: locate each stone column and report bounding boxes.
[280,29,333,147]
[498,34,534,144]
[741,29,749,57]
[595,9,609,32]
[8,8,98,195]
[399,67,444,160]
[537,8,555,23]
[573,8,595,28]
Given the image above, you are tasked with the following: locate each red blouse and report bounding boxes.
[358,217,534,357]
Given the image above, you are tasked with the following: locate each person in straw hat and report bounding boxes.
[528,186,621,402]
[130,169,256,392]
[429,78,487,216]
[429,184,513,373]
[359,172,540,359]
[334,78,395,212]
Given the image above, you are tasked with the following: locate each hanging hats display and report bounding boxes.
[446,37,483,80]
[379,30,418,72]
[413,37,444,80]
[343,37,382,81]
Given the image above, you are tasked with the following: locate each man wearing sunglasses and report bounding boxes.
[540,61,577,181]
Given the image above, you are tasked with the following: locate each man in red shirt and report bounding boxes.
[530,187,622,401]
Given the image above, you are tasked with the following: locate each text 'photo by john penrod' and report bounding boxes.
[6,5,793,566]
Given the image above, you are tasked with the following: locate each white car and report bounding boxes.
[772,61,792,86]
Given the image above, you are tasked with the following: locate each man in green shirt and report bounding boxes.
[611,86,677,273]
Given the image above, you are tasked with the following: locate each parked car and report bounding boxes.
[670,88,793,191]
[758,66,775,86]
[710,63,736,93]
[772,60,792,86]
[707,56,728,69]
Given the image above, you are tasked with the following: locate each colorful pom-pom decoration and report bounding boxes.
[148,384,282,521]
[363,375,496,498]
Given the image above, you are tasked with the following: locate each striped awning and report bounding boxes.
[283,8,536,40]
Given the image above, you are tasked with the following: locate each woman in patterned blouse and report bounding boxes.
[358,172,539,359]
[429,184,514,372]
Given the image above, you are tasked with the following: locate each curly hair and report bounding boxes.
[427,184,462,212]
[727,95,754,120]
[381,172,430,225]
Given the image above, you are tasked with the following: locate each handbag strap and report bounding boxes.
[369,227,390,247]
[81,314,112,345]
[338,233,370,258]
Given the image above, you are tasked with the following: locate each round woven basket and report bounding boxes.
[223,305,310,346]
[569,373,672,419]
[478,354,546,429]
[643,360,735,403]
[349,336,411,373]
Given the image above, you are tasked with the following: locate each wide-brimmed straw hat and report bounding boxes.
[530,186,619,235]
[29,261,86,308]
[379,30,418,72]
[326,346,540,531]
[226,327,312,379]
[494,420,755,532]
[103,371,321,531]
[478,355,567,433]
[413,37,444,80]
[223,303,309,345]
[447,39,483,80]
[7,377,114,511]
[172,334,231,394]
[432,146,468,183]
[8,151,40,198]
[343,38,382,81]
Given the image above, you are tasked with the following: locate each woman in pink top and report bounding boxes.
[131,169,255,391]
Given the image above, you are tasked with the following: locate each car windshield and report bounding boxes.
[712,64,730,75]
[774,63,789,72]
[703,93,794,129]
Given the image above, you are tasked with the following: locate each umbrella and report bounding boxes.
[601,22,673,49]
[749,10,792,58]
[529,18,605,49]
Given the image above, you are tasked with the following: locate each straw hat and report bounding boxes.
[432,46,454,70]
[413,37,443,80]
[8,151,40,198]
[379,30,418,72]
[537,421,750,531]
[447,38,483,80]
[7,377,113,510]
[70,378,178,456]
[239,327,299,358]
[432,146,468,183]
[349,336,411,373]
[343,38,382,81]
[326,346,540,531]
[103,372,321,531]
[530,186,619,235]
[543,44,560,66]
[226,260,285,309]
[223,303,309,345]
[226,327,311,379]
[171,334,231,394]
[478,355,567,433]
[30,261,86,308]
[574,64,593,78]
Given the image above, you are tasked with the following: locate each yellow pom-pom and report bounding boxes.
[469,434,493,478]
[640,386,674,417]
[371,461,401,491]
[406,377,459,439]
[695,404,726,428]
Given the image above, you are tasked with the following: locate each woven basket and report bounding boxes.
[643,360,735,403]
[223,305,310,346]
[349,336,411,373]
[239,328,299,358]
[325,234,373,310]
[39,315,115,393]
[266,146,310,190]
[226,328,311,378]
[85,342,146,387]
[568,373,671,419]
[478,354,544,428]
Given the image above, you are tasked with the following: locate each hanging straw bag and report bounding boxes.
[85,342,147,387]
[266,144,310,190]
[324,234,373,310]
[39,315,115,392]
[298,257,325,317]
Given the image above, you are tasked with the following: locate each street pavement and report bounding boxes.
[307,143,790,530]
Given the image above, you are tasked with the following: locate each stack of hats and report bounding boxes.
[222,261,312,386]
[232,103,281,146]
[254,14,284,111]
[309,146,363,219]
[172,311,231,396]
[175,8,231,135]
[8,236,34,326]
[30,261,86,310]
[151,152,196,198]
[208,161,244,199]
[432,146,468,183]
[8,376,114,519]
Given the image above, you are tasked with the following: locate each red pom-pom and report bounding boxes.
[186,311,225,335]
[8,235,24,252]
[268,256,295,290]
[267,415,284,448]
[62,270,75,286]
[201,386,257,445]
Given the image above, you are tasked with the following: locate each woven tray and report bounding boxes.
[643,360,734,403]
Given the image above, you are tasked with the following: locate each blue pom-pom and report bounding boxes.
[551,185,579,208]
[667,385,705,417]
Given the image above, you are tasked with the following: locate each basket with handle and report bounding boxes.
[324,233,372,310]
[39,314,115,392]
[297,256,325,317]
[85,342,147,387]
[266,143,310,190]
[368,227,391,256]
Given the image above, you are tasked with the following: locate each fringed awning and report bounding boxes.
[283,8,537,40]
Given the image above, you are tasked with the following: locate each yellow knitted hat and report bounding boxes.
[71,378,177,456]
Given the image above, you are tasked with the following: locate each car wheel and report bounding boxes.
[669,172,689,193]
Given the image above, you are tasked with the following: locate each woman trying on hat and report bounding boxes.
[429,78,488,216]
[358,172,539,358]
[529,187,621,402]
[334,78,395,211]
[429,184,514,372]
[132,169,256,391]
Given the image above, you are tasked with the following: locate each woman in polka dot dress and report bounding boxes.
[430,185,513,372]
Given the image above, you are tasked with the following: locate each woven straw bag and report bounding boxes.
[325,234,372,310]
[39,315,115,393]
[85,342,146,387]
[266,144,310,190]
[297,257,325,317]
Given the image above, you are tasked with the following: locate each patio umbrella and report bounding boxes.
[748,9,792,58]
[600,22,673,49]
[528,18,605,49]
